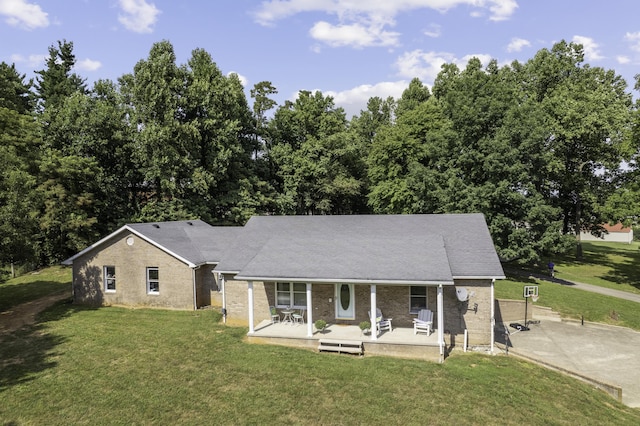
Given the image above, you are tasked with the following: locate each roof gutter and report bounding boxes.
[232,275,455,286]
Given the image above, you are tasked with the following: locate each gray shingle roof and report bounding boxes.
[63,220,240,267]
[217,214,505,284]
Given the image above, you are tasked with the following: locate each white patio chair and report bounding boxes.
[369,308,393,334]
[292,307,306,325]
[269,306,280,324]
[413,309,433,335]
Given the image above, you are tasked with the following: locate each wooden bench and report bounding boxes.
[318,339,363,355]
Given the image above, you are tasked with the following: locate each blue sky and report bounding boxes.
[1,0,640,117]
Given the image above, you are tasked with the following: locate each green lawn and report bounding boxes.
[0,265,71,312]
[2,246,640,424]
[496,241,640,330]
[2,303,639,425]
[536,241,640,294]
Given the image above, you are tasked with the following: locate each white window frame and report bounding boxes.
[104,265,116,293]
[147,267,159,295]
[410,286,428,314]
[275,282,306,308]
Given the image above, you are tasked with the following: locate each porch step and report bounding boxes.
[318,339,363,355]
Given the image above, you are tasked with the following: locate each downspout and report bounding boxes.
[490,278,495,354]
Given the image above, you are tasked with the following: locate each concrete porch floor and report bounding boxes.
[247,320,445,361]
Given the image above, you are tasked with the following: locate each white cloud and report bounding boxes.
[76,58,102,72]
[625,32,640,52]
[423,23,441,38]
[395,49,494,83]
[572,35,603,61]
[0,0,48,29]
[314,80,408,117]
[616,55,630,65]
[10,52,46,68]
[507,37,530,52]
[309,21,399,48]
[228,71,248,88]
[395,50,455,83]
[253,0,519,48]
[118,0,160,34]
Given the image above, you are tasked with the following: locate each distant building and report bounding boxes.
[580,223,634,244]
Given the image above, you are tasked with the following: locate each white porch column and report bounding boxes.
[437,284,444,356]
[306,282,313,337]
[490,278,495,354]
[370,284,377,341]
[248,280,254,334]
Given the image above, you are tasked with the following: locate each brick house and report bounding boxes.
[62,220,240,310]
[215,214,505,353]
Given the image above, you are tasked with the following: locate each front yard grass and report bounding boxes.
[2,304,639,425]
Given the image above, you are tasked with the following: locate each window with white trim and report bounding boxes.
[410,286,428,314]
[147,267,159,294]
[104,266,116,292]
[275,282,306,308]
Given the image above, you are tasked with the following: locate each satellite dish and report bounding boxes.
[455,287,469,302]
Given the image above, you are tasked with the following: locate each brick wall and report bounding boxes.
[72,232,195,309]
[221,277,494,345]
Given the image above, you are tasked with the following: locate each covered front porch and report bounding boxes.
[247,319,448,362]
[243,281,451,359]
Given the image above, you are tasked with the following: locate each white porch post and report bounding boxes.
[370,284,377,341]
[248,280,254,334]
[437,284,444,356]
[490,278,495,354]
[306,282,313,337]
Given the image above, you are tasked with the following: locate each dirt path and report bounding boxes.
[0,291,70,334]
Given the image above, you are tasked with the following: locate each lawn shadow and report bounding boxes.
[566,243,640,291]
[0,299,96,394]
[0,279,71,312]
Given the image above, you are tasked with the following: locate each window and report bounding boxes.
[147,267,159,294]
[104,266,116,292]
[410,286,428,314]
[275,282,306,308]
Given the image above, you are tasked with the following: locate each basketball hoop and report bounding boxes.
[523,285,538,299]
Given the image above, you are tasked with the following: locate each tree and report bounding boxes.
[267,90,365,214]
[0,107,40,271]
[525,41,633,258]
[0,62,34,114]
[34,40,86,112]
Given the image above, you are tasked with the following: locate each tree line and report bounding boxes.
[1,39,639,273]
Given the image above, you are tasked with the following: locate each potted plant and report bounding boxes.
[314,319,327,333]
[359,321,371,335]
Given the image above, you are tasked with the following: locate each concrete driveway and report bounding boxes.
[500,319,640,408]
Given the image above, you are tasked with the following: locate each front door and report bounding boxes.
[335,283,355,319]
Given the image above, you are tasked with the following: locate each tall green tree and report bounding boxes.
[0,62,34,114]
[0,107,40,270]
[267,90,365,214]
[34,40,86,112]
[524,41,633,258]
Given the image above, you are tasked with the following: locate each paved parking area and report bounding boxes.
[502,320,640,408]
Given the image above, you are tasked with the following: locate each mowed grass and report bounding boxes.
[0,265,71,312]
[3,244,640,425]
[495,276,640,330]
[2,304,640,425]
[541,241,640,294]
